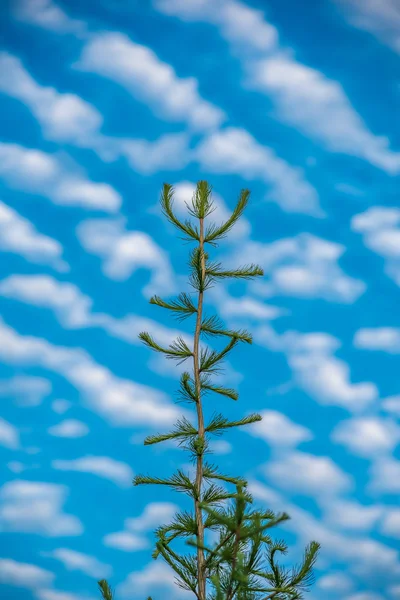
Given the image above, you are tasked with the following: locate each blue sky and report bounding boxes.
[0,0,400,599]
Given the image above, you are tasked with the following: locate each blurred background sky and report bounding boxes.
[0,1,400,599]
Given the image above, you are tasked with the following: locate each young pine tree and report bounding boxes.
[98,182,319,600]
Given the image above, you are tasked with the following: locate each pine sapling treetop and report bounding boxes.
[98,181,319,600]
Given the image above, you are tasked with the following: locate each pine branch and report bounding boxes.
[199,337,239,374]
[144,417,198,446]
[133,470,195,495]
[204,189,250,245]
[205,413,262,435]
[206,262,264,281]
[201,378,239,401]
[98,580,113,600]
[161,183,199,241]
[201,314,252,344]
[150,293,197,321]
[139,332,193,363]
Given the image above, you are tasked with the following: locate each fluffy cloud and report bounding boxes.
[248,410,312,447]
[334,0,400,54]
[255,329,377,412]
[52,455,133,487]
[103,502,178,552]
[44,548,112,578]
[0,143,120,212]
[0,418,20,449]
[247,233,365,303]
[0,53,190,174]
[246,54,400,174]
[0,558,54,589]
[154,0,278,53]
[380,509,400,539]
[250,480,399,577]
[36,591,87,600]
[0,201,67,271]
[322,499,383,532]
[0,275,91,327]
[48,419,89,438]
[0,273,189,357]
[118,560,189,598]
[0,480,83,536]
[156,0,400,173]
[0,374,52,406]
[354,327,400,353]
[12,0,86,34]
[103,531,149,552]
[76,218,175,294]
[0,53,101,144]
[331,417,400,458]
[75,32,224,131]
[0,319,180,427]
[352,206,400,287]
[196,127,321,215]
[263,451,352,498]
[369,457,400,494]
[317,572,355,594]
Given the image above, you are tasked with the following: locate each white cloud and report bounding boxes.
[0,374,52,406]
[0,53,189,175]
[12,0,86,34]
[196,127,321,215]
[332,417,400,457]
[0,558,54,589]
[380,509,400,539]
[154,0,278,53]
[248,410,312,447]
[317,572,354,594]
[352,207,400,287]
[323,499,383,532]
[48,419,89,438]
[44,548,112,578]
[0,479,83,536]
[0,274,188,349]
[255,329,377,412]
[334,0,400,54]
[0,319,180,428]
[103,531,149,552]
[52,399,72,414]
[250,480,400,578]
[354,327,400,353]
[0,53,101,144]
[383,395,400,416]
[0,418,20,449]
[246,54,400,174]
[369,457,400,494]
[52,455,133,487]
[0,142,120,212]
[126,502,178,532]
[118,560,190,598]
[209,439,232,455]
[0,275,91,327]
[0,200,67,271]
[116,132,190,174]
[7,461,26,473]
[75,32,224,131]
[156,0,400,173]
[241,233,365,303]
[36,590,87,600]
[103,502,178,552]
[76,218,175,294]
[345,594,385,600]
[263,451,352,498]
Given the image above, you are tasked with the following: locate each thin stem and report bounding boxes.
[193,216,206,600]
